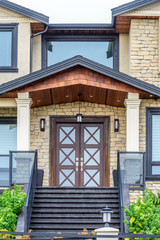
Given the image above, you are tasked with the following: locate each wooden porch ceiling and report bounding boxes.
[1,66,155,108]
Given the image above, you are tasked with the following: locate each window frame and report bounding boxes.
[0,117,17,125]
[42,34,119,70]
[146,107,160,180]
[0,24,18,73]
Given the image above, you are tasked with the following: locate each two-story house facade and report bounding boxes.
[1,0,160,207]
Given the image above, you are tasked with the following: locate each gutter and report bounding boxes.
[30,24,49,73]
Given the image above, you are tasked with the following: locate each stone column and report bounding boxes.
[95,227,119,240]
[125,93,141,151]
[16,92,32,151]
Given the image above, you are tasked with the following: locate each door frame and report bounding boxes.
[49,116,110,187]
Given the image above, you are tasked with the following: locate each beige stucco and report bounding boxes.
[119,34,129,74]
[0,6,40,85]
[121,1,160,17]
[32,35,42,72]
[0,98,16,108]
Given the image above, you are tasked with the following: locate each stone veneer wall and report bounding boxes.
[128,18,160,204]
[30,102,126,186]
[129,99,160,204]
[129,182,160,204]
[0,108,17,117]
[130,19,159,86]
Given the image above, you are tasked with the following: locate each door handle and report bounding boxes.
[76,157,79,171]
[81,160,84,171]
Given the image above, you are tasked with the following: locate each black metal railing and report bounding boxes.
[117,151,146,233]
[23,150,37,232]
[117,151,124,233]
[0,230,160,240]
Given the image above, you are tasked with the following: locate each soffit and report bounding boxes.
[0,66,156,108]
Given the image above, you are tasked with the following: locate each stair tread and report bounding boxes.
[30,187,120,231]
[34,199,119,204]
[31,214,120,218]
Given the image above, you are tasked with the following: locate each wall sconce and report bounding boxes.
[101,205,113,227]
[40,119,45,131]
[76,113,83,123]
[114,119,119,132]
[76,93,83,123]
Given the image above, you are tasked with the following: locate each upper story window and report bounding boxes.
[42,35,119,70]
[146,108,160,179]
[0,24,18,73]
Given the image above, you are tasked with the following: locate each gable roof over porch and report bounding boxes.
[0,55,160,108]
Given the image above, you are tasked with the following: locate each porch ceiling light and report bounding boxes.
[101,205,113,227]
[114,119,119,132]
[76,93,83,123]
[40,118,45,131]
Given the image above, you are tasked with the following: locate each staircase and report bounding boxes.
[30,187,120,232]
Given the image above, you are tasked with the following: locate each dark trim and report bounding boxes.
[30,25,49,73]
[112,0,158,17]
[49,116,110,187]
[48,24,115,31]
[0,68,18,73]
[0,117,17,124]
[146,107,160,179]
[1,55,160,97]
[42,34,119,70]
[0,0,49,24]
[0,24,18,72]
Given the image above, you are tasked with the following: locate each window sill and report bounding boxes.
[146,176,160,181]
[0,68,18,73]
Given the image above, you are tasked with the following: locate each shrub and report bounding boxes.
[0,185,26,232]
[124,189,160,236]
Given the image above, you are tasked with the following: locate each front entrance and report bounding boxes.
[50,117,110,187]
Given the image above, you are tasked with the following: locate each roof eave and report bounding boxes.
[0,56,160,98]
[0,0,49,24]
[112,0,159,17]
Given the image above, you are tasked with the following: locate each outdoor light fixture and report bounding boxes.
[114,119,119,132]
[40,119,45,131]
[76,93,83,123]
[101,205,113,227]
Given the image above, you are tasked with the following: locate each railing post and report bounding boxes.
[9,151,12,190]
[95,227,119,240]
[23,205,28,233]
[35,150,38,187]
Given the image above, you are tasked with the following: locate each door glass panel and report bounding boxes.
[84,127,100,144]
[85,180,98,187]
[84,149,99,166]
[60,127,75,144]
[59,148,75,165]
[59,170,75,186]
[84,170,100,186]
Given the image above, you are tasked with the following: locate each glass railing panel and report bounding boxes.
[119,152,145,185]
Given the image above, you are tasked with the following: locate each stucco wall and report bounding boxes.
[30,102,126,186]
[119,34,129,75]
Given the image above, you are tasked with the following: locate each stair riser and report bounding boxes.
[30,187,120,231]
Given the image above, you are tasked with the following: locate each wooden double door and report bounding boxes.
[54,122,104,187]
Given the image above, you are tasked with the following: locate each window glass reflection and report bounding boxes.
[47,41,113,68]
